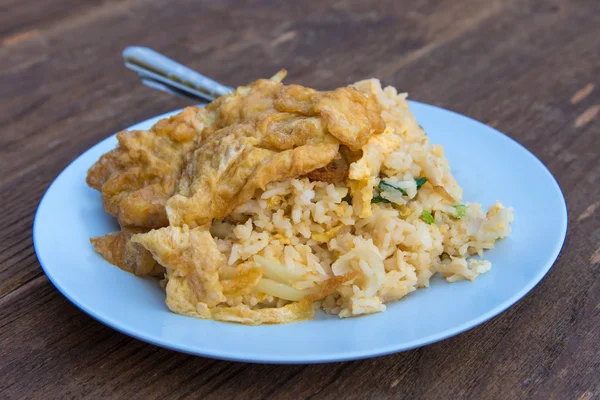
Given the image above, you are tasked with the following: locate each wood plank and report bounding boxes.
[1,0,599,398]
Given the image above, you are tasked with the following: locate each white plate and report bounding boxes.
[34,102,567,363]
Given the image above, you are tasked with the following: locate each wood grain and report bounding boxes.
[1,0,599,398]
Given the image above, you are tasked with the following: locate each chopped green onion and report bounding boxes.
[454,204,467,218]
[379,178,426,197]
[420,210,435,224]
[372,195,391,204]
[379,180,407,196]
[415,177,427,190]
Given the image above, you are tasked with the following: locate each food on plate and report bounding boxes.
[87,107,207,228]
[90,227,163,277]
[88,71,513,325]
[165,77,384,227]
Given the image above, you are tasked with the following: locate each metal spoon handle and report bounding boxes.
[123,46,233,102]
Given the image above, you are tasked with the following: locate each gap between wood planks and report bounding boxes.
[0,274,47,306]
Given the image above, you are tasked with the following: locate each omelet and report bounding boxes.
[87,107,210,228]
[166,77,385,228]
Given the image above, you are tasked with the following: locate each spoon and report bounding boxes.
[122,46,233,102]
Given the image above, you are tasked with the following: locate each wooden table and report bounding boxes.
[1,0,599,398]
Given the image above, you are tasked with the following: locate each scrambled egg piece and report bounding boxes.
[349,177,377,218]
[349,127,401,181]
[131,226,227,314]
[311,224,344,243]
[346,128,402,218]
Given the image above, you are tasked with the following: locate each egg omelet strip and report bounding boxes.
[87,106,209,229]
[166,78,385,228]
[131,225,360,324]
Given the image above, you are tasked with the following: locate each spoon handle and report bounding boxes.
[123,46,233,102]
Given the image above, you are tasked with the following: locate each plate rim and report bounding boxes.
[33,101,568,363]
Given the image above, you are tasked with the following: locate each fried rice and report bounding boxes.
[199,79,513,321]
[92,76,514,325]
